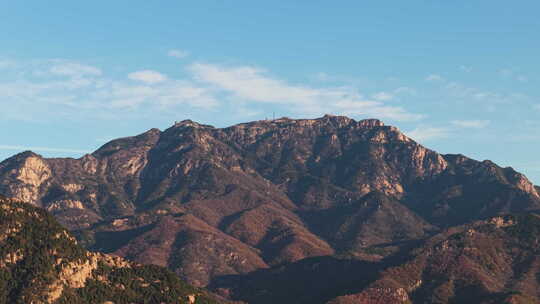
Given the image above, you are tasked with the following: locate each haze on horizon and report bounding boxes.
[1,1,539,183]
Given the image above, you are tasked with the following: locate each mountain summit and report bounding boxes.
[1,115,539,303]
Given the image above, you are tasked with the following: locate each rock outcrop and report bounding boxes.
[1,115,539,303]
[0,195,222,304]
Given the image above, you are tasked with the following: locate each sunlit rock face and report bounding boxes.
[0,196,221,304]
[0,115,539,294]
[0,153,52,204]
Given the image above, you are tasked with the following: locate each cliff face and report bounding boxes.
[0,115,539,302]
[0,196,221,304]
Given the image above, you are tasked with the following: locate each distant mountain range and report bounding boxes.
[1,115,539,303]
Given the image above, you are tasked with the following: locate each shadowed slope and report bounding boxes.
[0,115,539,297]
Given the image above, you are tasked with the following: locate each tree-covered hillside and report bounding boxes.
[0,195,221,304]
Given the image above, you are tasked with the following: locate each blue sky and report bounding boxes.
[1,1,540,183]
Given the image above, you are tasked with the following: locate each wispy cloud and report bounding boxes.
[108,80,218,109]
[312,72,331,81]
[168,49,190,58]
[451,120,490,128]
[425,72,532,107]
[189,63,422,121]
[0,57,423,123]
[406,119,491,144]
[394,87,416,95]
[189,63,316,105]
[49,61,102,77]
[405,126,450,142]
[0,59,221,122]
[371,92,394,101]
[128,70,168,84]
[425,74,444,82]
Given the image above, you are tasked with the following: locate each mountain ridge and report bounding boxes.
[1,115,539,303]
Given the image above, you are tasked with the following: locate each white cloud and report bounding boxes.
[425,74,444,82]
[371,92,394,101]
[168,49,190,58]
[451,120,490,128]
[0,59,220,122]
[394,87,416,95]
[190,63,318,105]
[189,63,422,121]
[49,61,102,77]
[533,104,540,110]
[332,99,423,121]
[436,79,528,106]
[312,72,331,81]
[405,126,450,142]
[0,57,422,123]
[406,120,490,144]
[108,80,218,109]
[128,70,168,84]
[235,107,263,118]
[0,145,89,154]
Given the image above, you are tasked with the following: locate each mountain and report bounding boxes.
[1,115,539,302]
[327,214,540,304]
[0,195,221,304]
[208,214,540,304]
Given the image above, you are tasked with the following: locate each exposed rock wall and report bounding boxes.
[0,115,539,298]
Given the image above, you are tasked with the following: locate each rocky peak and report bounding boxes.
[13,150,41,159]
[509,171,539,198]
[473,160,539,197]
[1,116,540,304]
[16,156,51,187]
[0,151,51,205]
[219,116,387,147]
[173,119,214,129]
[92,128,161,159]
[357,118,385,128]
[0,151,43,166]
[256,115,383,130]
[145,127,161,134]
[317,114,355,128]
